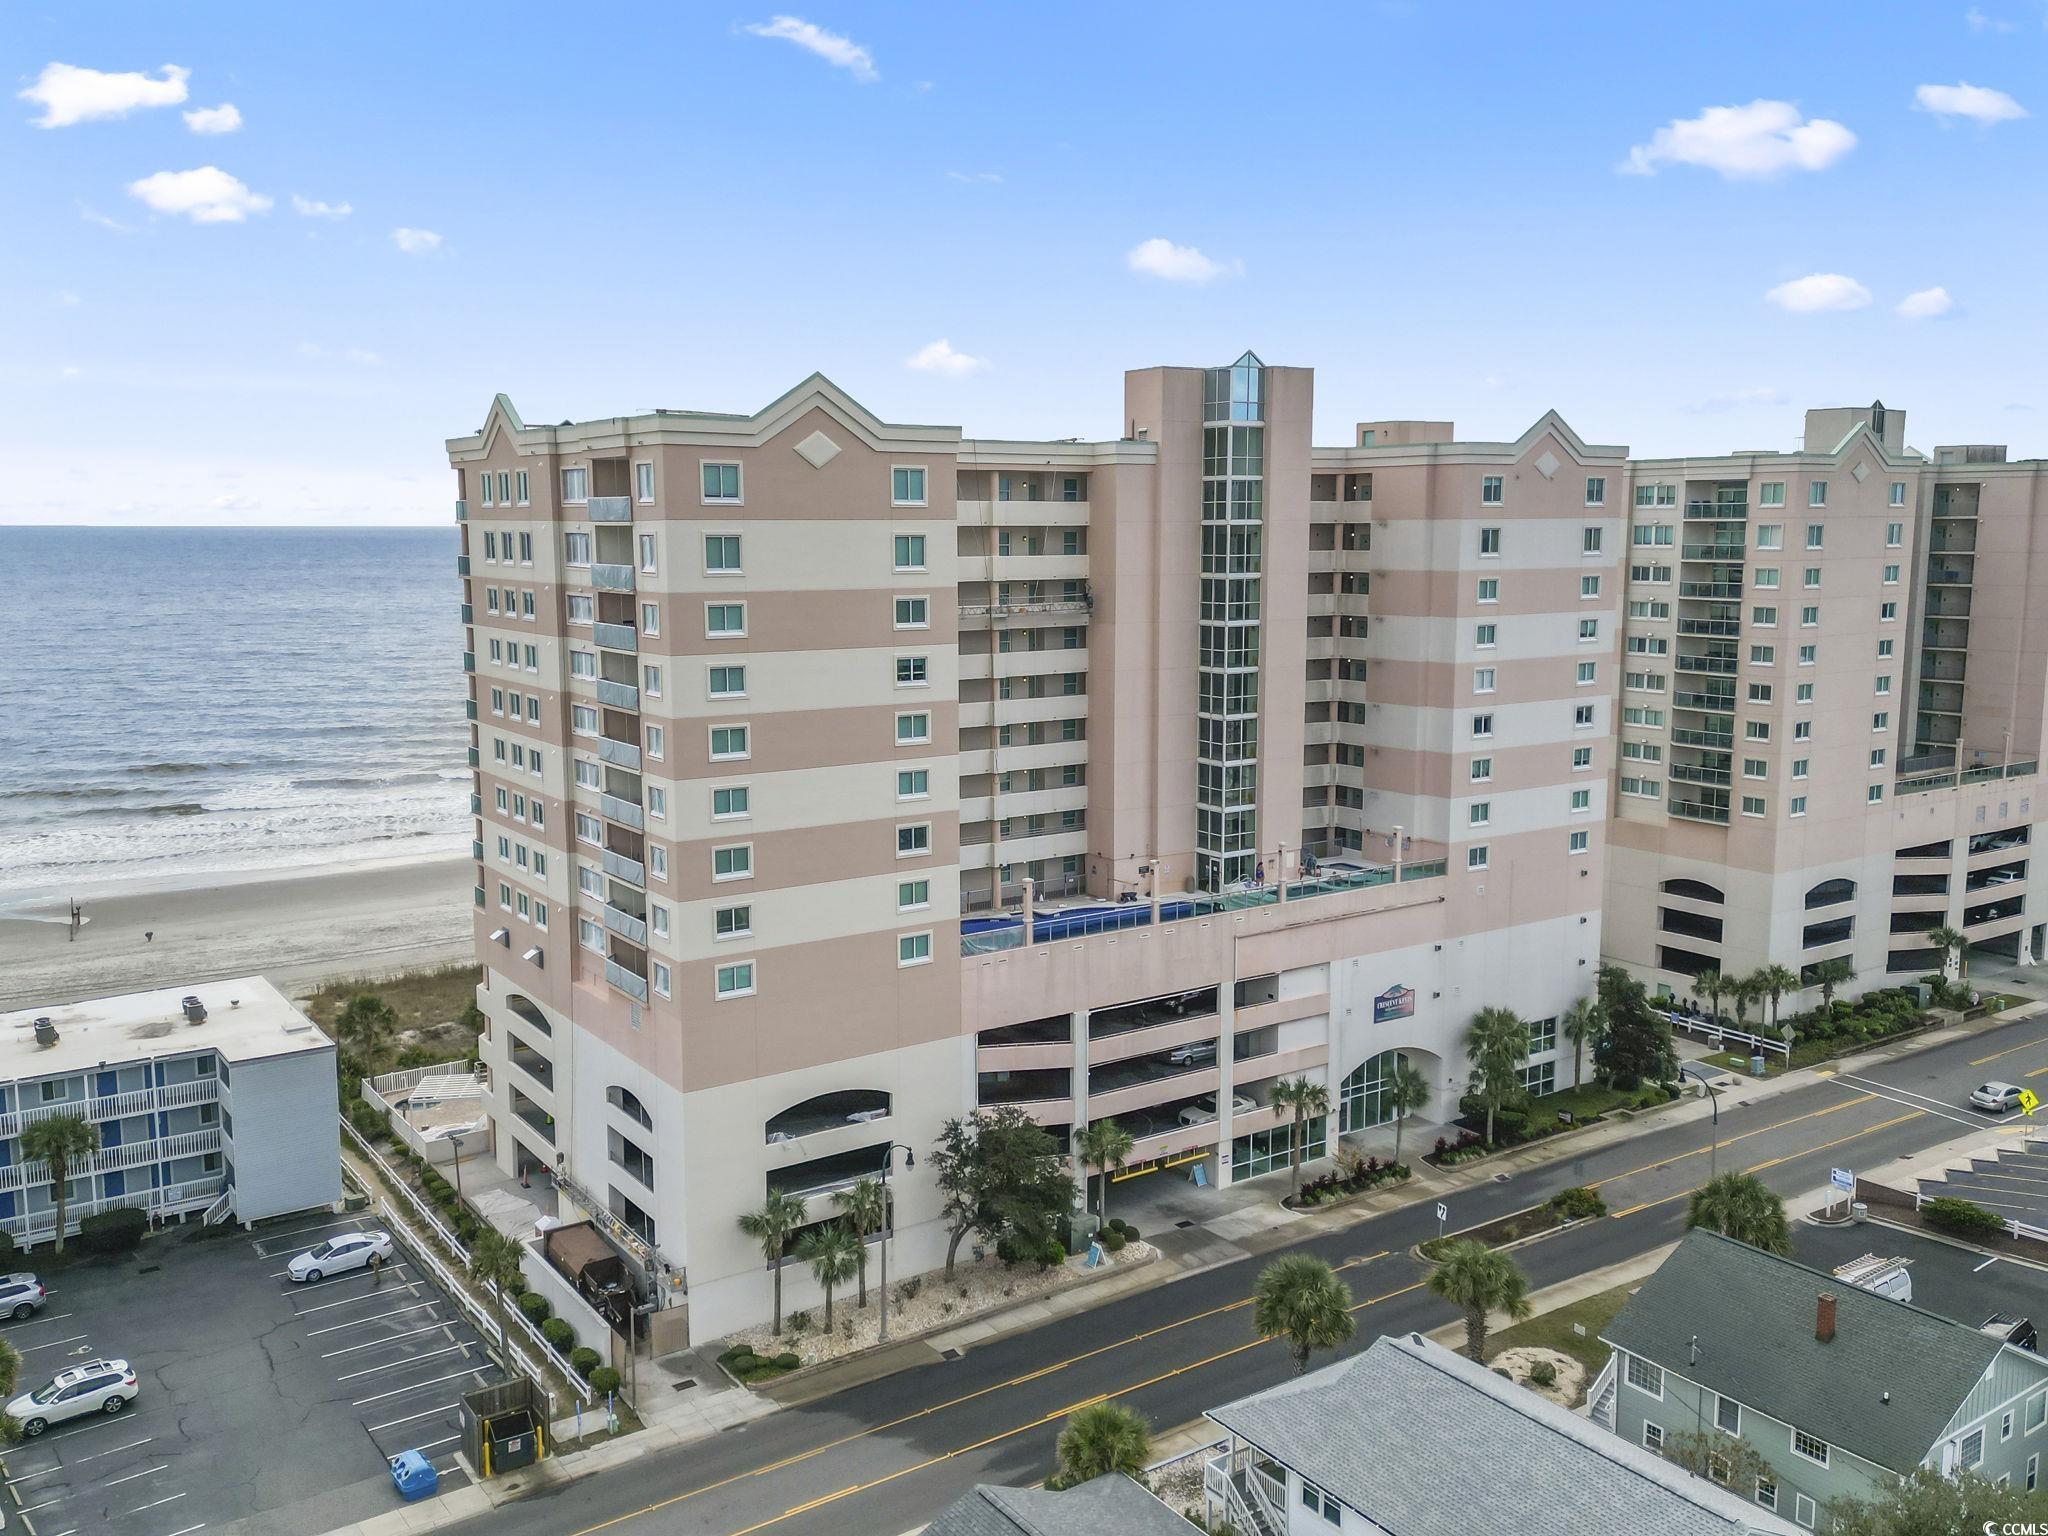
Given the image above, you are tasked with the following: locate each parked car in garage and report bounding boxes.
[1178,1092,1258,1126]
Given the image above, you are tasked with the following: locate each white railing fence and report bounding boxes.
[1911,1184,2048,1245]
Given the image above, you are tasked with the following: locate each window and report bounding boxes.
[1466,845,1489,871]
[892,466,927,505]
[1867,783,1885,804]
[1746,720,1772,742]
[644,724,664,759]
[642,663,663,697]
[1873,710,1889,732]
[1795,682,1813,703]
[897,823,931,857]
[1794,1493,1816,1529]
[1632,524,1674,547]
[1886,520,1903,546]
[1751,645,1775,665]
[894,596,929,629]
[1752,606,1777,627]
[1569,829,1589,854]
[1876,638,1892,657]
[2004,1410,2016,1442]
[635,461,654,503]
[1585,476,1606,506]
[1571,787,1591,812]
[1792,758,1809,779]
[1792,1428,1830,1467]
[1875,674,1892,696]
[571,704,598,736]
[1756,1476,1778,1511]
[2030,1454,2040,1493]
[709,664,746,698]
[640,601,660,636]
[897,712,931,745]
[649,961,670,998]
[1808,481,1827,508]
[898,932,932,967]
[712,786,749,819]
[1742,795,1766,817]
[1481,477,1503,506]
[579,916,603,952]
[702,462,741,502]
[704,534,742,573]
[649,845,668,880]
[1582,574,1601,598]
[706,602,745,636]
[1583,526,1603,555]
[897,768,929,799]
[1477,577,1499,603]
[646,785,666,819]
[1759,481,1785,508]
[1754,568,1779,589]
[1472,713,1493,738]
[1747,682,1774,703]
[575,812,601,845]
[715,961,755,999]
[1573,745,1593,769]
[1473,667,1496,694]
[1961,1428,1985,1470]
[515,469,529,505]
[1469,802,1491,827]
[1793,720,1811,741]
[1577,661,1597,685]
[894,533,927,571]
[715,904,751,939]
[1470,757,1493,782]
[1475,623,1496,648]
[1579,618,1599,642]
[1880,600,1897,621]
[1799,604,1818,627]
[1798,644,1816,665]
[1642,1422,1665,1452]
[1804,567,1821,589]
[1635,483,1676,508]
[896,656,929,687]
[1883,563,1900,585]
[713,844,752,881]
[1790,795,1806,816]
[710,725,749,759]
[637,533,658,574]
[1479,525,1502,556]
[2028,1391,2045,1432]
[564,531,592,566]
[1575,703,1596,727]
[561,466,588,503]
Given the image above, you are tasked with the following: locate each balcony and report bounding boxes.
[1679,581,1743,600]
[1681,544,1746,561]
[1669,799,1731,825]
[1668,763,1732,786]
[462,651,476,674]
[588,496,633,523]
[596,678,640,711]
[1672,727,1734,750]
[604,958,650,1002]
[1672,691,1735,712]
[603,903,650,946]
[593,621,638,653]
[455,499,468,522]
[601,848,646,888]
[1677,618,1742,638]
[507,1040,554,1092]
[591,562,636,593]
[456,554,470,575]
[599,792,644,830]
[0,1078,218,1140]
[598,737,642,771]
[1683,500,1747,520]
[512,1095,557,1145]
[465,698,478,721]
[1674,655,1737,675]
[467,746,481,768]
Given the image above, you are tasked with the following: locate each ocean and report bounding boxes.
[0,526,469,909]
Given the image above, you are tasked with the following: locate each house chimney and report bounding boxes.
[1816,1292,1837,1343]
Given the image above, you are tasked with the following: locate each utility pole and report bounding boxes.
[1679,1062,1721,1181]
[875,1142,916,1343]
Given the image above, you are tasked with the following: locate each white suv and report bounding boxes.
[7,1359,138,1437]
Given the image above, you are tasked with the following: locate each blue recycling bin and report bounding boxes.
[390,1450,439,1501]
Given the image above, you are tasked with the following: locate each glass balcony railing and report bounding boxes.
[1670,799,1731,824]
[587,496,633,523]
[592,563,636,592]
[604,958,649,1002]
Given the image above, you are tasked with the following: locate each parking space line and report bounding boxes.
[336,1344,469,1383]
[160,1524,206,1536]
[1,1311,74,1330]
[279,1263,412,1297]
[19,1331,92,1352]
[250,1214,367,1251]
[101,1463,163,1489]
[412,1433,461,1453]
[366,1402,460,1434]
[353,1366,489,1408]
[288,1271,418,1312]
[321,1322,459,1360]
[306,1300,440,1335]
[127,1490,183,1514]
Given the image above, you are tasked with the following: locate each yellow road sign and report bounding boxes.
[2020,1088,2040,1117]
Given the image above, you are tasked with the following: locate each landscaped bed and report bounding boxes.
[1479,1281,1636,1406]
[1282,1152,1411,1211]
[1427,1081,1679,1167]
[1417,1186,1606,1262]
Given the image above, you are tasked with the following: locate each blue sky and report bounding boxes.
[5,2,2044,525]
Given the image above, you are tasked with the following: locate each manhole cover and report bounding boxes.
[941,1347,965,1361]
[671,1379,697,1392]
[1175,1219,1196,1229]
[1493,1173,1511,1184]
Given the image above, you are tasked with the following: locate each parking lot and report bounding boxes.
[0,1209,504,1536]
[1919,1134,2048,1229]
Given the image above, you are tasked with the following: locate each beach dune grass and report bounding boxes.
[301,964,483,1062]
[1476,1282,1633,1399]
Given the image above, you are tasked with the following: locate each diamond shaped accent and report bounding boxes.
[1535,451,1560,480]
[1850,460,1870,482]
[794,430,841,469]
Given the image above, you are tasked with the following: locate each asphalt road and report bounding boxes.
[457,1014,2048,1536]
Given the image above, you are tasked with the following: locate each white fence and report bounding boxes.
[359,1062,485,1167]
[1660,1010,1790,1060]
[339,1116,592,1405]
[1913,1184,2048,1245]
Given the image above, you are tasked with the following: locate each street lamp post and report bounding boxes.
[447,1133,467,1207]
[876,1142,917,1344]
[1678,1062,1721,1181]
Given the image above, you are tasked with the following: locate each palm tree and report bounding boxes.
[1385,1059,1432,1166]
[1695,969,1727,1028]
[1728,973,1759,1038]
[1269,1077,1331,1195]
[1073,1120,1135,1225]
[1562,996,1604,1089]
[1813,955,1855,1009]
[334,992,398,1075]
[833,1177,886,1309]
[736,1190,809,1336]
[1685,1172,1792,1255]
[796,1221,862,1331]
[1465,1006,1529,1146]
[1253,1253,1356,1374]
[1751,964,1798,1043]
[467,1226,528,1355]
[1926,923,1969,984]
[20,1114,99,1255]
[1049,1401,1151,1490]
[1425,1239,1532,1363]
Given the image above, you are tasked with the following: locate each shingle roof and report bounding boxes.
[1207,1332,1799,1536]
[1601,1230,2008,1474]
[924,1474,1191,1536]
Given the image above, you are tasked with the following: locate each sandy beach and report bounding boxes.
[0,856,477,1011]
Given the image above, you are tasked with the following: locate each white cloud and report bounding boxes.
[905,339,989,377]
[1764,272,1873,313]
[59,365,82,380]
[1621,100,1855,179]
[291,194,353,220]
[54,290,81,308]
[19,61,188,127]
[125,166,272,223]
[1966,7,2017,32]
[76,202,128,232]
[1896,285,1956,318]
[741,16,878,82]
[183,102,241,134]
[946,170,1002,184]
[390,227,443,254]
[1126,237,1242,284]
[1914,81,2027,124]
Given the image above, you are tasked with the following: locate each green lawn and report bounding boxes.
[1531,1082,1643,1123]
[301,964,484,1060]
[1483,1283,1633,1389]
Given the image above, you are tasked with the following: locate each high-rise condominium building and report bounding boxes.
[448,363,2040,1341]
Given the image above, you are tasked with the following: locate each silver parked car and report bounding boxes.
[7,1359,138,1437]
[1971,1081,2025,1113]
[0,1274,47,1321]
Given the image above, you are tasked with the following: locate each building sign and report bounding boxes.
[1373,985,1416,1024]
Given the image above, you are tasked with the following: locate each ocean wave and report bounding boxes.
[140,802,207,817]
[290,771,446,792]
[124,762,225,776]
[0,786,126,803]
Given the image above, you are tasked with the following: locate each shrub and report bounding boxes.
[517,1291,552,1324]
[1528,1360,1558,1388]
[0,1230,17,1266]
[1101,1229,1127,1253]
[1115,1221,1139,1241]
[1549,1187,1608,1221]
[1923,1196,2005,1242]
[75,1207,147,1256]
[542,1316,576,1350]
[717,1345,755,1369]
[894,1275,923,1304]
[588,1365,621,1395]
[774,1351,799,1370]
[570,1346,602,1378]
[1038,1239,1066,1269]
[347,1099,389,1140]
[787,1309,811,1335]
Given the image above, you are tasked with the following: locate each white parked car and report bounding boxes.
[1178,1092,1258,1126]
[287,1229,395,1283]
[0,1273,46,1320]
[1166,1040,1218,1067]
[1982,869,2024,886]
[7,1359,137,1437]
